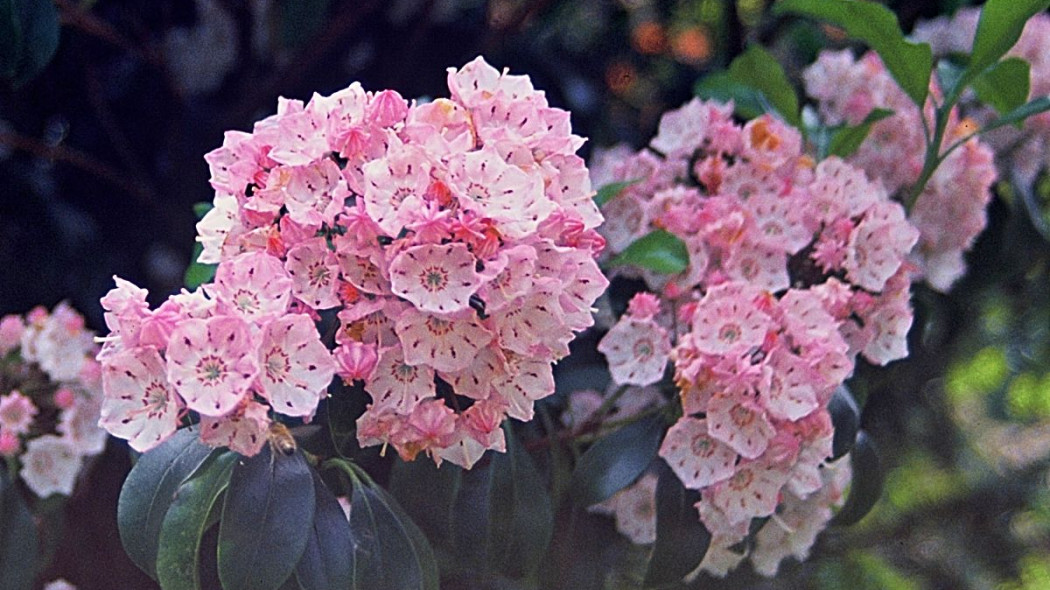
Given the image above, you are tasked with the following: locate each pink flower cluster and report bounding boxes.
[0,304,108,497]
[803,50,997,292]
[591,98,919,574]
[98,57,606,468]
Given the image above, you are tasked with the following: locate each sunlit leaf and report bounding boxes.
[774,0,933,107]
[827,108,894,159]
[218,446,316,590]
[695,72,767,121]
[972,57,1031,117]
[727,45,801,128]
[184,242,217,290]
[594,178,642,207]
[155,451,237,590]
[118,427,213,579]
[962,0,1050,92]
[571,413,665,507]
[609,230,689,275]
[980,96,1050,134]
[0,468,36,590]
[643,464,710,588]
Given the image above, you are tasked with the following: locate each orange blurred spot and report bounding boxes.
[748,118,781,152]
[821,23,847,42]
[606,62,636,94]
[671,27,712,65]
[952,117,980,140]
[632,21,667,55]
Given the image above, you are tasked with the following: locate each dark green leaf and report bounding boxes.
[774,0,933,107]
[118,427,213,579]
[727,45,801,128]
[609,229,689,275]
[571,413,665,507]
[155,450,237,590]
[972,57,1031,117]
[643,464,711,589]
[827,108,894,158]
[980,96,1050,134]
[219,446,317,590]
[389,457,462,543]
[594,178,642,207]
[192,201,213,220]
[340,463,439,590]
[451,429,553,579]
[828,385,860,461]
[0,468,37,590]
[184,242,217,289]
[695,72,767,121]
[0,0,23,80]
[295,470,353,590]
[11,0,59,86]
[963,0,1050,92]
[831,430,883,526]
[936,59,966,97]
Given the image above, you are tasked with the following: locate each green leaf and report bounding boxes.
[828,385,860,461]
[827,108,894,158]
[774,0,933,107]
[980,96,1050,134]
[963,0,1050,92]
[643,464,711,589]
[695,72,767,121]
[594,178,642,207]
[184,242,217,289]
[118,427,214,579]
[218,446,317,590]
[295,470,353,590]
[570,413,665,507]
[388,456,462,543]
[609,229,689,275]
[155,450,237,590]
[11,0,60,87]
[451,428,553,579]
[972,57,1031,117]
[831,430,883,527]
[727,45,801,128]
[0,0,23,80]
[192,201,214,220]
[0,468,37,590]
[334,461,439,590]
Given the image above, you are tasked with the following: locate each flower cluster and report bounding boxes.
[591,98,919,575]
[98,57,606,468]
[803,49,997,292]
[0,304,108,497]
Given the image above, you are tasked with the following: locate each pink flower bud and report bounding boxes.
[0,315,24,354]
[0,430,19,457]
[54,387,77,410]
[626,292,661,320]
[369,90,409,127]
[334,341,378,383]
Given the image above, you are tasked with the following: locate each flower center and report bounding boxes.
[420,267,448,292]
[196,355,227,385]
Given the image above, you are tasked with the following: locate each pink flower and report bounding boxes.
[20,435,83,497]
[364,345,434,413]
[334,341,379,382]
[285,238,342,310]
[389,243,482,314]
[0,314,25,354]
[200,400,271,456]
[166,316,258,417]
[0,390,37,436]
[258,315,336,417]
[210,251,293,321]
[447,146,554,239]
[660,417,738,489]
[100,346,181,452]
[0,430,19,457]
[706,456,790,525]
[689,284,772,356]
[706,393,776,460]
[598,315,671,387]
[395,308,493,373]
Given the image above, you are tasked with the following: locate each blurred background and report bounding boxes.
[3,0,1050,588]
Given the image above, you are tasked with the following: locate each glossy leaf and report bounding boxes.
[695,72,769,121]
[451,430,553,578]
[571,413,665,507]
[963,0,1050,91]
[295,470,353,590]
[828,385,860,461]
[980,96,1050,134]
[643,464,710,589]
[0,468,37,590]
[218,446,316,590]
[609,229,689,275]
[972,57,1031,117]
[9,0,60,86]
[388,456,462,543]
[831,430,884,527]
[594,178,642,207]
[192,201,213,219]
[727,45,801,128]
[774,0,933,107]
[827,108,894,159]
[118,427,213,579]
[155,450,237,590]
[336,462,439,590]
